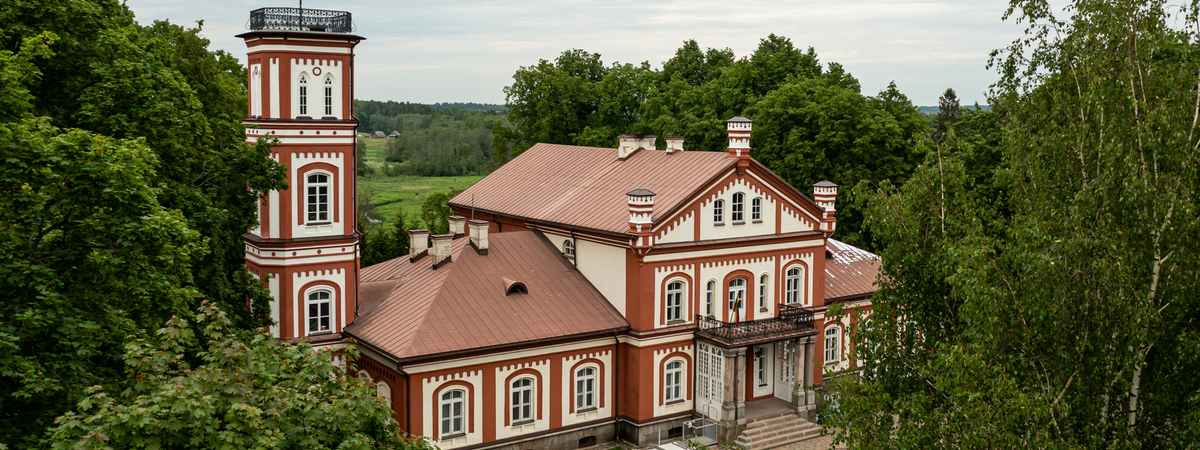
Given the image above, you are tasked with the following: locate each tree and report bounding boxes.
[421,192,453,235]
[0,118,203,447]
[931,88,961,144]
[48,301,435,450]
[828,1,1200,447]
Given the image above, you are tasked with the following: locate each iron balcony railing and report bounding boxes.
[694,303,817,348]
[248,7,354,33]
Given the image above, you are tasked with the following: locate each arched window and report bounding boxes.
[298,73,308,116]
[728,278,746,322]
[713,200,724,223]
[731,192,744,222]
[575,367,596,410]
[440,389,466,436]
[752,197,762,221]
[511,377,534,423]
[306,173,330,222]
[825,326,840,363]
[758,274,769,308]
[786,267,802,305]
[377,381,392,405]
[664,360,684,402]
[705,280,715,316]
[357,370,371,387]
[665,280,684,322]
[323,75,334,116]
[563,240,575,259]
[307,289,332,334]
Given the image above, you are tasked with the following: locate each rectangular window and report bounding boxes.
[665,361,683,402]
[299,86,308,115]
[713,200,724,223]
[324,86,333,115]
[307,290,331,334]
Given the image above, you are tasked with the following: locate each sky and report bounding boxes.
[124,0,1029,107]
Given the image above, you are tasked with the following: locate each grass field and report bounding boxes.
[357,133,484,225]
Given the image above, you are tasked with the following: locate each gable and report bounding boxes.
[654,162,825,244]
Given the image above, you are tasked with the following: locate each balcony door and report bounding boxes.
[727,278,747,323]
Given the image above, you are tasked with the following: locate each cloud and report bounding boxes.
[125,0,1027,105]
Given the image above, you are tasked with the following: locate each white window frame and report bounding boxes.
[575,366,596,410]
[563,240,575,259]
[752,197,762,221]
[323,74,334,116]
[665,280,684,322]
[440,389,466,436]
[511,377,534,423]
[758,274,769,308]
[705,280,715,316]
[713,199,724,223]
[306,288,332,334]
[298,73,308,116]
[728,278,747,321]
[306,172,331,223]
[825,326,841,363]
[731,192,744,222]
[664,359,684,402]
[786,267,802,305]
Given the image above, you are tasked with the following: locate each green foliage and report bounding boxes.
[0,118,203,447]
[356,101,500,177]
[497,35,929,249]
[421,191,454,235]
[828,1,1200,448]
[48,301,435,450]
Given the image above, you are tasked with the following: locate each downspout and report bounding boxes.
[612,332,620,434]
[401,368,412,434]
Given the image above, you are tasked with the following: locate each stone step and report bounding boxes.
[735,412,824,450]
[741,421,816,439]
[744,412,797,429]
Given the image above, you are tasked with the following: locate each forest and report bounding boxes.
[356,100,502,177]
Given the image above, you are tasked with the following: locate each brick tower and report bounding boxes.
[239,7,364,344]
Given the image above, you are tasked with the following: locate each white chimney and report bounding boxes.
[431,234,453,268]
[448,215,466,237]
[665,136,684,154]
[617,134,657,160]
[468,219,490,255]
[813,181,839,237]
[627,189,655,250]
[409,229,430,261]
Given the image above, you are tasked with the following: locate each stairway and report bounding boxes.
[735,410,822,450]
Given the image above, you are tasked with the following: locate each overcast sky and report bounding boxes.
[124,0,1028,107]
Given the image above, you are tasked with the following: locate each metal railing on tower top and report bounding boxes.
[248,7,354,33]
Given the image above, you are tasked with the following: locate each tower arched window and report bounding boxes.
[713,200,724,223]
[307,173,330,222]
[511,377,535,423]
[664,360,684,402]
[440,389,466,436]
[705,280,715,316]
[298,73,308,116]
[575,367,596,410]
[307,288,332,334]
[732,192,744,222]
[752,197,762,221]
[324,75,334,116]
[786,267,803,305]
[665,280,684,322]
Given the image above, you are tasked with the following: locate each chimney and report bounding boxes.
[627,189,655,250]
[468,219,489,255]
[431,233,453,269]
[813,180,838,237]
[617,134,657,160]
[726,116,753,174]
[409,229,430,261]
[664,136,684,154]
[448,215,466,238]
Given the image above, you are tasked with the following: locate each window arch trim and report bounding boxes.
[782,260,811,306]
[824,325,842,364]
[722,269,756,322]
[432,381,475,439]
[296,163,340,225]
[502,368,544,426]
[569,359,606,413]
[299,281,341,336]
[658,353,692,405]
[659,273,693,326]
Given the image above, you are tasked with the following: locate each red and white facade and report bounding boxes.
[239,27,364,343]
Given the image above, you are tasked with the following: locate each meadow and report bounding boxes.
[357,134,484,225]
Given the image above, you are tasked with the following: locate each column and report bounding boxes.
[791,338,805,409]
[719,347,745,422]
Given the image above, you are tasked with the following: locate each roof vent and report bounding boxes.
[825,249,834,260]
[503,278,527,295]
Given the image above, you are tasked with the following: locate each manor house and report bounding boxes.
[237,7,878,450]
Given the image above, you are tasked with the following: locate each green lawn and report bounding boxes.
[358,174,484,225]
[357,135,389,168]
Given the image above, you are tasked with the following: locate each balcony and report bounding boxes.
[695,304,817,348]
[248,7,354,33]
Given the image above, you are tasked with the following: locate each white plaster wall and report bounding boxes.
[291,268,347,335]
[289,58,344,119]
[573,239,627,316]
[423,371,484,449]
[653,264,696,328]
[493,359,551,440]
[268,272,280,338]
[269,58,280,119]
[652,343,694,417]
[697,257,777,323]
[697,178,779,241]
[779,251,817,307]
[289,152,346,239]
[250,63,262,116]
[656,209,695,244]
[780,206,815,234]
[560,350,613,426]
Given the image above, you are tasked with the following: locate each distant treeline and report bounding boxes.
[355,100,503,177]
[916,104,990,115]
[355,99,505,126]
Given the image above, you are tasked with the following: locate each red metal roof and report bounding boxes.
[345,231,629,361]
[824,238,881,301]
[449,144,735,235]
